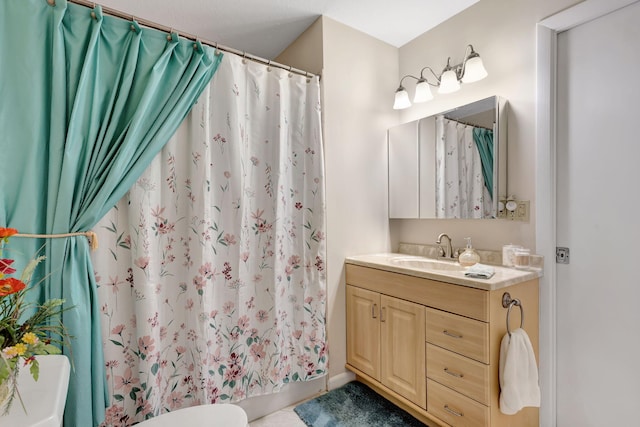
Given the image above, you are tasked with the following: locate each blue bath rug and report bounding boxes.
[294,381,427,427]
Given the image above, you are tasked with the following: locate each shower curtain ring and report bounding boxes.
[130,17,139,33]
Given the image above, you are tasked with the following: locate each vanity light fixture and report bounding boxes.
[393,44,488,110]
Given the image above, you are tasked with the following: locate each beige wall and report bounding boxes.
[275,17,324,75]
[392,0,582,253]
[278,0,584,387]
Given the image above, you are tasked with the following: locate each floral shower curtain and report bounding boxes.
[435,116,491,218]
[92,54,327,426]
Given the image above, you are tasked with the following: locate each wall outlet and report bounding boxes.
[499,200,529,221]
[497,203,507,218]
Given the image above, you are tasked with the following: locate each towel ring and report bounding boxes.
[502,292,524,338]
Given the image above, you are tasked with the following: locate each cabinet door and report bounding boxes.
[346,286,380,379]
[381,295,426,408]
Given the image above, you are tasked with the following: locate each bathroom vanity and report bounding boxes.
[345,254,540,427]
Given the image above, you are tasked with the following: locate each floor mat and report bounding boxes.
[294,381,427,427]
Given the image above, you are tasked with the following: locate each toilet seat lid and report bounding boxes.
[136,403,248,427]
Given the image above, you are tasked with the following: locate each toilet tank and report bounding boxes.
[2,355,70,427]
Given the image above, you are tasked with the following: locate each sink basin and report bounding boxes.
[389,257,464,272]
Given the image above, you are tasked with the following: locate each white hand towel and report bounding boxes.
[499,328,540,415]
[464,263,495,279]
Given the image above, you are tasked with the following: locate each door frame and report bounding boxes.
[535,1,638,425]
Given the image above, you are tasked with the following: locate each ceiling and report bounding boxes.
[96,0,480,60]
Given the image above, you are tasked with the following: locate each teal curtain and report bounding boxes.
[473,127,494,199]
[0,1,222,426]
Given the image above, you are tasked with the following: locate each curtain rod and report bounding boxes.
[66,0,317,79]
[443,116,493,131]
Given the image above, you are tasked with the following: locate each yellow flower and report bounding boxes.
[22,332,39,345]
[13,343,27,356]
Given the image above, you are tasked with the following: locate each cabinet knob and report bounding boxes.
[380,307,386,322]
[371,303,378,318]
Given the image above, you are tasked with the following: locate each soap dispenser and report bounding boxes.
[459,237,480,267]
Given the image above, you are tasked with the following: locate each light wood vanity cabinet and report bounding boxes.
[346,286,426,408]
[345,263,539,427]
[346,286,380,379]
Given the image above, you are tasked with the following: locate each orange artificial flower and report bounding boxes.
[0,227,18,239]
[0,229,68,407]
[0,277,26,296]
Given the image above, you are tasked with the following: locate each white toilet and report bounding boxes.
[2,355,70,427]
[135,403,248,427]
[2,354,247,427]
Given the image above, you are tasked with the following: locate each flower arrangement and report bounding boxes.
[0,227,68,413]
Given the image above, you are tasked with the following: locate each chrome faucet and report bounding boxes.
[436,233,454,259]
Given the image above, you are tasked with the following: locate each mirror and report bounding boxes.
[388,96,507,219]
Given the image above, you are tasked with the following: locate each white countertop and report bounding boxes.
[345,253,542,291]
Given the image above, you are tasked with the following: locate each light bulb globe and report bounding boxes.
[413,80,433,103]
[461,56,488,83]
[393,88,411,109]
[438,70,460,94]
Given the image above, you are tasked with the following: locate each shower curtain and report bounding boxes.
[435,116,491,218]
[92,54,327,426]
[1,2,221,425]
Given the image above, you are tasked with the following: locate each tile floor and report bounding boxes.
[248,403,307,427]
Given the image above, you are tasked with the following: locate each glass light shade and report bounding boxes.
[461,56,488,83]
[438,70,460,94]
[413,80,433,103]
[393,88,411,109]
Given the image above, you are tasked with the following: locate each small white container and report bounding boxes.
[514,248,531,269]
[502,244,522,267]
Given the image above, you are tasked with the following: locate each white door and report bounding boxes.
[556,2,640,425]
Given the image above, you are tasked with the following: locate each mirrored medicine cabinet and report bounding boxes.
[388,96,507,219]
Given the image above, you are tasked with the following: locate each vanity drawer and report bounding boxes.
[427,379,489,427]
[426,308,489,364]
[426,344,489,405]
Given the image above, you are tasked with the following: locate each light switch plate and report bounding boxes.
[515,201,530,221]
